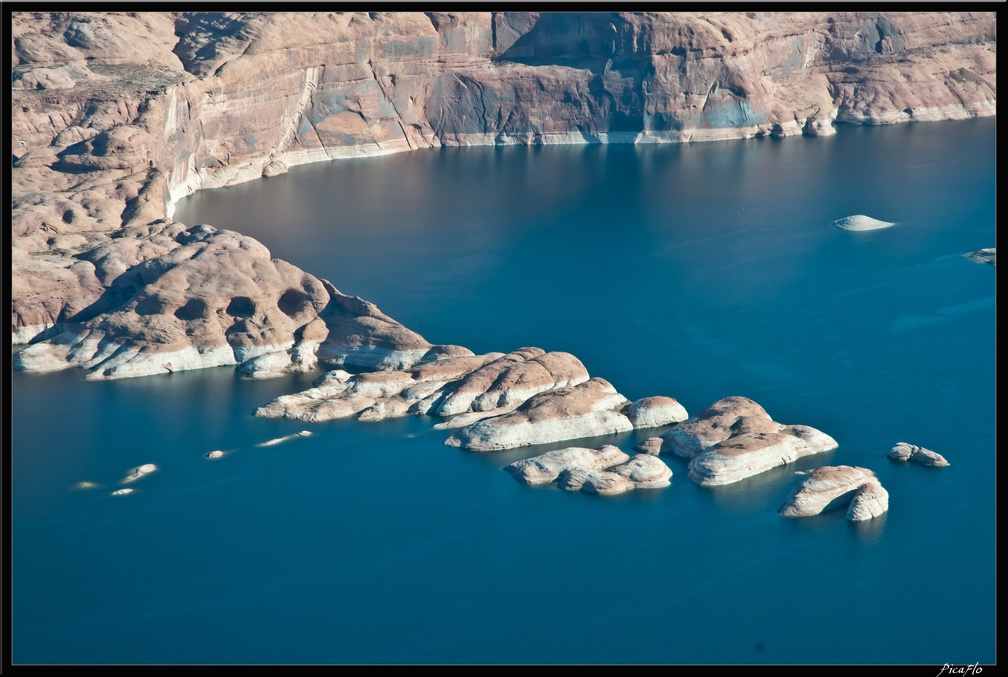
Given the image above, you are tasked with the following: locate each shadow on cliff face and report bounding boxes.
[497,11,638,69]
[171,12,259,77]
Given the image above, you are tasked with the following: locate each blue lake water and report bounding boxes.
[12,118,996,665]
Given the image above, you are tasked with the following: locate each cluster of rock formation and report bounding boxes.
[122,463,158,483]
[72,462,159,496]
[254,346,691,451]
[11,11,996,375]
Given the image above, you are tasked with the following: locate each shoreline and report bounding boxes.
[11,10,996,370]
[162,111,995,219]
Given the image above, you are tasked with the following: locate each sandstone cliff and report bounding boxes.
[10,10,997,371]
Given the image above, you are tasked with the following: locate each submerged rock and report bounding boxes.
[122,463,157,483]
[661,396,837,486]
[256,430,312,447]
[965,248,995,266]
[779,465,888,521]
[888,442,949,467]
[832,215,896,231]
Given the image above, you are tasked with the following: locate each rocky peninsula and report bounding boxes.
[888,442,950,467]
[9,12,995,500]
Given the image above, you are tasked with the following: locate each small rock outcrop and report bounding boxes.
[965,248,996,266]
[661,396,837,486]
[832,215,896,231]
[505,445,672,496]
[888,442,950,467]
[778,465,889,521]
[122,463,157,483]
[256,430,312,447]
[633,437,664,455]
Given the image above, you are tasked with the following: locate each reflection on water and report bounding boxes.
[852,513,887,546]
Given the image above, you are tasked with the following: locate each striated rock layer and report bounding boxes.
[832,215,896,231]
[965,248,996,266]
[11,10,996,374]
[253,345,689,450]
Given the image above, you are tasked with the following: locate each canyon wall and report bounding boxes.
[9,11,997,376]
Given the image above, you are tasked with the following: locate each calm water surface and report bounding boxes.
[13,118,996,664]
